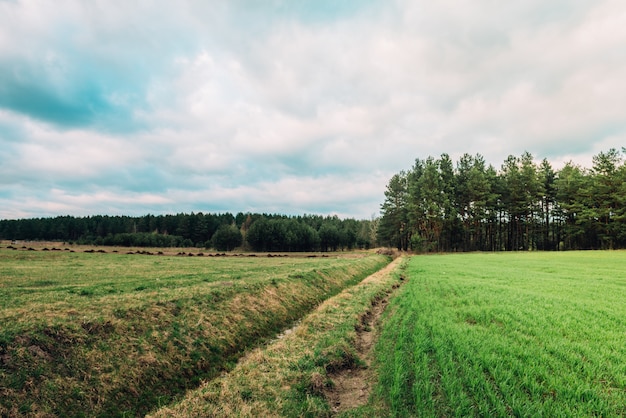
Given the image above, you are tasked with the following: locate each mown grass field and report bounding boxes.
[0,243,390,417]
[366,251,626,417]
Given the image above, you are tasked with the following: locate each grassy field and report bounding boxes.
[6,248,625,417]
[365,251,626,417]
[0,243,390,417]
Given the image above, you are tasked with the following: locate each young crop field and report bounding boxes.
[366,251,626,417]
[0,243,390,417]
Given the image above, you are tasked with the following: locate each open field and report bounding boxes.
[366,251,626,417]
[0,242,390,417]
[6,247,625,417]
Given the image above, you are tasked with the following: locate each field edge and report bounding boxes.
[148,256,408,417]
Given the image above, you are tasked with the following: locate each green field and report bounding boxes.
[368,251,626,417]
[0,244,390,417]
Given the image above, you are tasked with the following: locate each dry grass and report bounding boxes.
[0,244,389,417]
[149,257,407,417]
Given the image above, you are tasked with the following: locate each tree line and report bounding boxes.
[378,148,626,252]
[0,212,378,252]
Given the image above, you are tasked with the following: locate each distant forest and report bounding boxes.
[3,148,624,253]
[0,212,377,252]
[378,148,626,252]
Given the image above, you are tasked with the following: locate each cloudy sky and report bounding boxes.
[1,0,625,220]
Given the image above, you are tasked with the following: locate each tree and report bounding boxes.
[356,219,377,249]
[538,158,557,250]
[555,162,589,249]
[591,148,623,249]
[211,224,243,251]
[501,155,524,250]
[484,164,502,251]
[319,223,341,252]
[519,152,542,250]
[245,217,273,252]
[378,171,409,250]
[456,154,491,251]
[409,157,447,252]
[438,153,460,251]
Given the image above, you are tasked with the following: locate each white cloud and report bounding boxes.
[6,122,142,181]
[1,0,625,219]
[163,172,388,219]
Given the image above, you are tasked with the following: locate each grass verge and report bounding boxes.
[148,257,407,417]
[0,247,389,417]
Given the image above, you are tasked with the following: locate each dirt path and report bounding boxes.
[323,257,405,414]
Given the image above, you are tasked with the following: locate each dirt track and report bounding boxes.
[324,257,405,414]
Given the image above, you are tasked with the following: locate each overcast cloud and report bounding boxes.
[1,0,625,220]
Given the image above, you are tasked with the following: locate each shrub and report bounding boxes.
[211,224,243,251]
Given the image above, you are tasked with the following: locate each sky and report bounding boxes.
[1,0,625,220]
